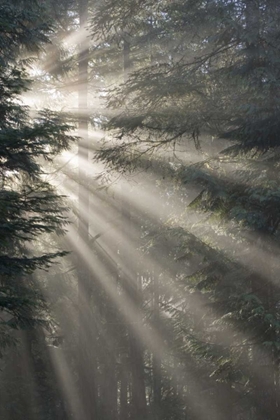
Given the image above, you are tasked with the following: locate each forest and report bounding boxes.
[1,0,280,419]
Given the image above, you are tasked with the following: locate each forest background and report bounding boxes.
[0,1,280,420]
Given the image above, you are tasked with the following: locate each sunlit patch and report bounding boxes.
[47,346,86,420]
[28,66,44,78]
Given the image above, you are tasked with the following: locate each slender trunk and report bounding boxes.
[118,259,129,420]
[129,276,147,420]
[120,352,129,420]
[121,34,147,420]
[118,212,147,420]
[123,38,130,82]
[152,274,161,420]
[245,0,280,391]
[99,294,118,420]
[78,1,89,239]
[77,1,98,418]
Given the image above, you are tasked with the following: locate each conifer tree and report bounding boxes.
[91,0,280,418]
[0,0,75,348]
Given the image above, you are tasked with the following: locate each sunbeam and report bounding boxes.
[3,1,280,420]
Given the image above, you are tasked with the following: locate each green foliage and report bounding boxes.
[0,0,76,349]
[91,1,280,418]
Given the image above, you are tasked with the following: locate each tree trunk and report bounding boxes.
[120,352,129,420]
[123,38,130,82]
[152,274,161,420]
[120,34,147,420]
[129,276,148,420]
[77,0,98,418]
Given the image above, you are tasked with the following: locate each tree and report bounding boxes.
[90,0,280,418]
[0,0,75,350]
[6,1,279,418]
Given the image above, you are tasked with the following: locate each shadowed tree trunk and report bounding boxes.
[129,276,148,420]
[77,0,98,418]
[152,273,162,420]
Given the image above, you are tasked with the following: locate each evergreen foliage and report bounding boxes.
[1,0,280,419]
[91,0,280,418]
[0,0,75,348]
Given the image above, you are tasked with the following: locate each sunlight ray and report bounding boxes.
[64,226,232,420]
